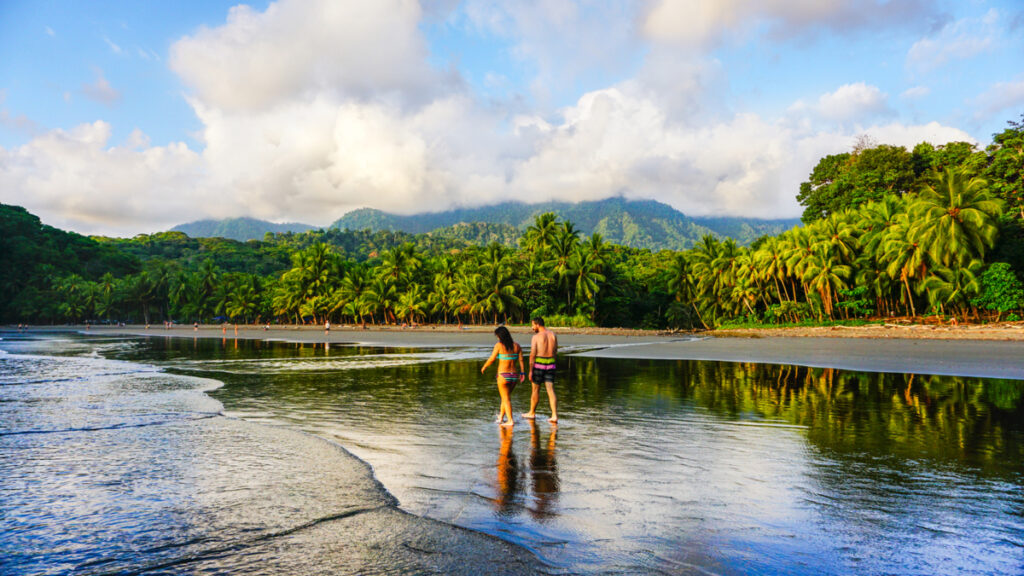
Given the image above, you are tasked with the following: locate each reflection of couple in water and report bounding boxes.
[480,317,559,426]
[494,419,559,519]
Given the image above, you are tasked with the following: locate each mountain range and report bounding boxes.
[170,198,799,250]
[332,198,798,250]
[170,217,315,242]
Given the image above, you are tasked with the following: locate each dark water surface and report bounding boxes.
[4,333,1024,575]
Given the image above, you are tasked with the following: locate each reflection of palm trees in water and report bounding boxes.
[494,426,521,517]
[528,419,559,520]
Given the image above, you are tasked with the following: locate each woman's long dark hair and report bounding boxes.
[494,326,516,353]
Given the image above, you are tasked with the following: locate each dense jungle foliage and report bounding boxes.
[2,115,1022,329]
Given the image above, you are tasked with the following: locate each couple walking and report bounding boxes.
[481,317,558,426]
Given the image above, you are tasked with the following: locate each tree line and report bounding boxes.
[5,115,1024,329]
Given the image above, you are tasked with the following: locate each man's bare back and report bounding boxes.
[531,328,557,359]
[523,318,558,423]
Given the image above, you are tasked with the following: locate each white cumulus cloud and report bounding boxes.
[643,0,943,49]
[169,0,446,112]
[81,69,121,105]
[0,0,984,236]
[815,83,892,123]
[0,122,202,235]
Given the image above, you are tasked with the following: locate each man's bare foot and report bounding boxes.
[548,416,558,424]
[501,420,515,427]
[521,413,536,419]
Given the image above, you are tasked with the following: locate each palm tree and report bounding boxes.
[754,236,789,303]
[451,273,478,324]
[226,281,259,323]
[377,243,422,288]
[477,266,522,324]
[882,214,927,317]
[297,243,338,299]
[920,259,983,319]
[428,275,456,324]
[53,274,88,322]
[365,278,397,324]
[582,233,609,271]
[127,271,156,324]
[802,245,851,319]
[570,248,605,319]
[911,167,1004,267]
[816,212,859,264]
[271,273,303,324]
[666,253,708,329]
[197,259,220,299]
[548,226,581,311]
[709,239,742,316]
[521,212,560,256]
[94,272,118,321]
[396,283,428,323]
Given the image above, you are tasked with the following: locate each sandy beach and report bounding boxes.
[34,323,1024,380]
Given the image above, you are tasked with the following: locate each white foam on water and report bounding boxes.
[169,350,486,375]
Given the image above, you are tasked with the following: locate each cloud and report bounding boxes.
[900,85,930,100]
[458,0,640,105]
[509,86,970,217]
[970,80,1024,123]
[0,122,202,235]
[81,69,121,105]
[102,35,122,54]
[643,0,944,49]
[787,83,893,125]
[45,26,55,37]
[136,47,160,61]
[169,0,446,112]
[906,9,997,73]
[0,0,981,235]
[815,83,892,123]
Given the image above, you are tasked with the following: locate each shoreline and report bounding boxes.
[11,324,1024,380]
[10,319,1024,341]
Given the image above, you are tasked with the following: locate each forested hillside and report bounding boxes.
[171,217,314,241]
[333,197,797,249]
[4,115,1023,330]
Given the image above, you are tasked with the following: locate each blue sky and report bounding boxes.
[1,0,1023,235]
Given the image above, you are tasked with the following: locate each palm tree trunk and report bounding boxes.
[691,302,709,330]
[902,274,916,317]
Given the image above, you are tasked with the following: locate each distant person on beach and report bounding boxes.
[481,326,525,427]
[324,320,331,335]
[523,317,558,424]
[193,322,198,331]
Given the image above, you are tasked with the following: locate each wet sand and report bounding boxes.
[56,324,1024,379]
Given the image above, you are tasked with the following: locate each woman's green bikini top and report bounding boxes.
[497,347,519,360]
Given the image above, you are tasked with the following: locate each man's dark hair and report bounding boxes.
[531,316,545,326]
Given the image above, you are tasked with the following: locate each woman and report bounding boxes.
[481,326,525,427]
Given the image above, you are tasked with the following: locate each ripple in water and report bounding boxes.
[137,336,1024,576]
[0,334,542,576]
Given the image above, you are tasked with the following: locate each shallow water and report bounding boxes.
[0,334,538,576]
[115,335,1024,575]
[4,333,1024,575]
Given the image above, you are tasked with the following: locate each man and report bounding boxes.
[522,316,558,423]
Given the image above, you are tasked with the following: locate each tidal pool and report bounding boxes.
[4,333,1024,575]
